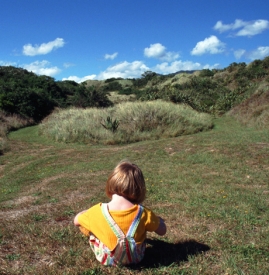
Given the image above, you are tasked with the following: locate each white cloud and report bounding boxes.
[97,61,149,79]
[153,61,219,74]
[237,20,269,36]
[144,43,179,61]
[247,46,269,60]
[104,52,118,60]
[234,49,246,59]
[0,61,17,66]
[154,60,203,74]
[203,63,220,70]
[23,38,65,56]
[214,19,269,37]
[191,35,225,55]
[214,19,246,33]
[62,75,97,83]
[23,60,61,76]
[144,43,166,58]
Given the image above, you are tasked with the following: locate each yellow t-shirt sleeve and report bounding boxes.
[142,206,160,232]
[77,203,101,234]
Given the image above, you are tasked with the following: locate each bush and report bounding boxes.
[39,101,213,144]
[69,85,113,108]
[104,81,123,91]
[199,69,214,77]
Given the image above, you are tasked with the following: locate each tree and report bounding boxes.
[70,86,113,108]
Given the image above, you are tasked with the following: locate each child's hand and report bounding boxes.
[79,226,90,236]
[154,216,167,236]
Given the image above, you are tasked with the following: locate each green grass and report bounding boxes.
[0,116,268,274]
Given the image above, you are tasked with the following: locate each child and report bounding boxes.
[74,160,166,266]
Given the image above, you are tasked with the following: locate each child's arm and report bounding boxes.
[74,210,87,226]
[154,217,166,236]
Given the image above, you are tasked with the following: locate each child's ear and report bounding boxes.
[106,191,113,198]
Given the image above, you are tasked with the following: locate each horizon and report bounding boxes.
[1,0,269,83]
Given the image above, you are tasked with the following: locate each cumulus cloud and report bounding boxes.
[97,61,149,79]
[234,49,246,59]
[247,46,269,60]
[144,43,179,61]
[237,20,269,36]
[23,38,65,56]
[0,60,17,66]
[62,75,97,83]
[23,60,61,76]
[104,52,118,60]
[153,60,218,74]
[191,35,225,56]
[214,19,269,36]
[214,19,246,33]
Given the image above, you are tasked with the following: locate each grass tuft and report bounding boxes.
[39,100,213,144]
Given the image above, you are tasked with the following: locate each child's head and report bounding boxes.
[106,160,146,204]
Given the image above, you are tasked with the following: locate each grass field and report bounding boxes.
[0,116,269,275]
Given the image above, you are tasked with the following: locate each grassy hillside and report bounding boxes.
[0,116,268,274]
[1,56,269,155]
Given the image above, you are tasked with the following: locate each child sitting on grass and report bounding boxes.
[74,160,166,266]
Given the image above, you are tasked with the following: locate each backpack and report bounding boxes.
[89,203,145,266]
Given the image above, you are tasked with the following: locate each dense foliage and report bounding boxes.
[1,56,269,124]
[128,58,269,114]
[0,66,112,121]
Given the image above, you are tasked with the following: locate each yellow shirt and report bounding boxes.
[78,203,160,250]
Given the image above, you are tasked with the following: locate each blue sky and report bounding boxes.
[1,0,269,82]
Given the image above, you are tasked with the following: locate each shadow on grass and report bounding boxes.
[131,238,210,269]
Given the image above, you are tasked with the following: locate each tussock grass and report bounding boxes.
[1,116,269,274]
[39,100,213,145]
[0,111,34,154]
[229,86,269,129]
[107,91,136,104]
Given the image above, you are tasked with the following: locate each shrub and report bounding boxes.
[104,81,123,91]
[199,69,214,77]
[69,85,113,108]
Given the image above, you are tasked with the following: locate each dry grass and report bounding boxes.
[39,101,213,145]
[107,91,136,104]
[0,111,34,154]
[229,86,269,129]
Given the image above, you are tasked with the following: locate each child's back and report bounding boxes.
[74,160,166,266]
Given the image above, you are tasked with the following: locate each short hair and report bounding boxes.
[106,160,146,204]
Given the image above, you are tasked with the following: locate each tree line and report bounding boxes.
[1,56,269,122]
[0,66,112,122]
